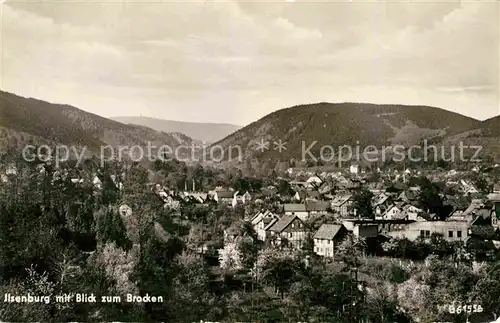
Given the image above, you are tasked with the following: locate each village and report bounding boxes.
[142,163,500,261]
[33,159,496,263]
[2,154,500,322]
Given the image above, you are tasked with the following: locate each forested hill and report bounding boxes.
[210,102,482,162]
[0,90,194,158]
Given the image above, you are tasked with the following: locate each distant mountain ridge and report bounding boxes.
[209,102,488,163]
[443,115,500,161]
[0,90,195,160]
[111,116,241,144]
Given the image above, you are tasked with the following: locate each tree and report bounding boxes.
[252,248,303,299]
[278,179,293,196]
[416,177,446,219]
[337,234,366,269]
[94,206,132,251]
[352,188,374,219]
[219,242,243,272]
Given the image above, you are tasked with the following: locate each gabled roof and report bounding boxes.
[268,214,302,233]
[251,212,264,224]
[264,217,279,231]
[463,200,485,215]
[331,195,353,207]
[313,224,345,240]
[284,203,307,212]
[373,193,390,206]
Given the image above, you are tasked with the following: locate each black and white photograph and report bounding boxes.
[0,0,499,322]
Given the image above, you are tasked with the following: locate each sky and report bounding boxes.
[1,0,499,125]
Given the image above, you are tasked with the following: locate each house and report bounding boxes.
[318,182,334,194]
[233,191,252,206]
[330,195,353,217]
[341,219,379,238]
[306,201,330,216]
[251,211,279,242]
[305,190,321,201]
[267,214,306,249]
[402,205,424,221]
[373,193,392,209]
[377,203,406,220]
[290,181,309,190]
[460,180,479,195]
[184,192,209,204]
[283,204,309,220]
[313,224,348,258]
[398,189,419,204]
[350,164,360,174]
[306,175,323,186]
[293,190,305,202]
[373,193,394,216]
[213,190,234,204]
[387,221,470,242]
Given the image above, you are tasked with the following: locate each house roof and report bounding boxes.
[264,217,279,231]
[216,191,234,198]
[268,214,301,233]
[313,224,344,240]
[306,201,330,212]
[251,212,264,224]
[307,191,320,199]
[331,195,352,207]
[284,203,307,212]
[373,194,390,206]
[488,193,500,202]
[463,200,485,215]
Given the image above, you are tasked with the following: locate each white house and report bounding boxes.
[350,164,360,174]
[251,210,278,241]
[377,204,404,220]
[306,175,323,186]
[232,191,252,207]
[313,224,348,258]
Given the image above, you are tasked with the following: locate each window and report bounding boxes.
[291,223,295,228]
[420,230,425,238]
[328,240,331,244]
[289,232,293,238]
[425,230,430,237]
[448,231,453,238]
[457,231,462,238]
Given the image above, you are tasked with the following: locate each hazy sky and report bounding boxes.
[1,0,499,125]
